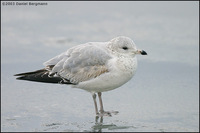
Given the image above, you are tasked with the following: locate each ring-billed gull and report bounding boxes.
[14,36,147,116]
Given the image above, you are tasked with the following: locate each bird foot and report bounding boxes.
[97,110,119,117]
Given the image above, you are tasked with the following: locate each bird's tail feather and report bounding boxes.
[14,69,73,84]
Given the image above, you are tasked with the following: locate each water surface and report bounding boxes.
[1,1,199,132]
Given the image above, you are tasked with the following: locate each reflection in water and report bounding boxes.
[90,116,134,132]
[41,122,63,131]
[39,116,134,132]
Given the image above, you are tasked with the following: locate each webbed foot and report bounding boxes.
[97,110,119,117]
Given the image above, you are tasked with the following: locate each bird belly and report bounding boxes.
[73,57,137,92]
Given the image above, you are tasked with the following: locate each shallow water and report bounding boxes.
[1,61,199,132]
[1,1,199,132]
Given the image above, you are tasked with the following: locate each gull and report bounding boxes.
[14,36,147,116]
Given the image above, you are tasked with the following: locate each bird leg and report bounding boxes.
[97,92,104,113]
[97,92,113,116]
[92,92,119,116]
[92,93,99,115]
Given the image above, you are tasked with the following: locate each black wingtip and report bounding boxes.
[16,76,26,80]
[14,69,75,85]
[14,73,24,76]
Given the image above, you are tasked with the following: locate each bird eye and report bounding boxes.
[122,46,128,50]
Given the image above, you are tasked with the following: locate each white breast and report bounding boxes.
[73,56,137,93]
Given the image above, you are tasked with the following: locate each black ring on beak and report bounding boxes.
[141,50,147,55]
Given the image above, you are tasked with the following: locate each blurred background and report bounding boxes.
[1,1,199,132]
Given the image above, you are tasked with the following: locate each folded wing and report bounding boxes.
[15,42,112,85]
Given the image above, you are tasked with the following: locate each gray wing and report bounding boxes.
[43,43,111,84]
